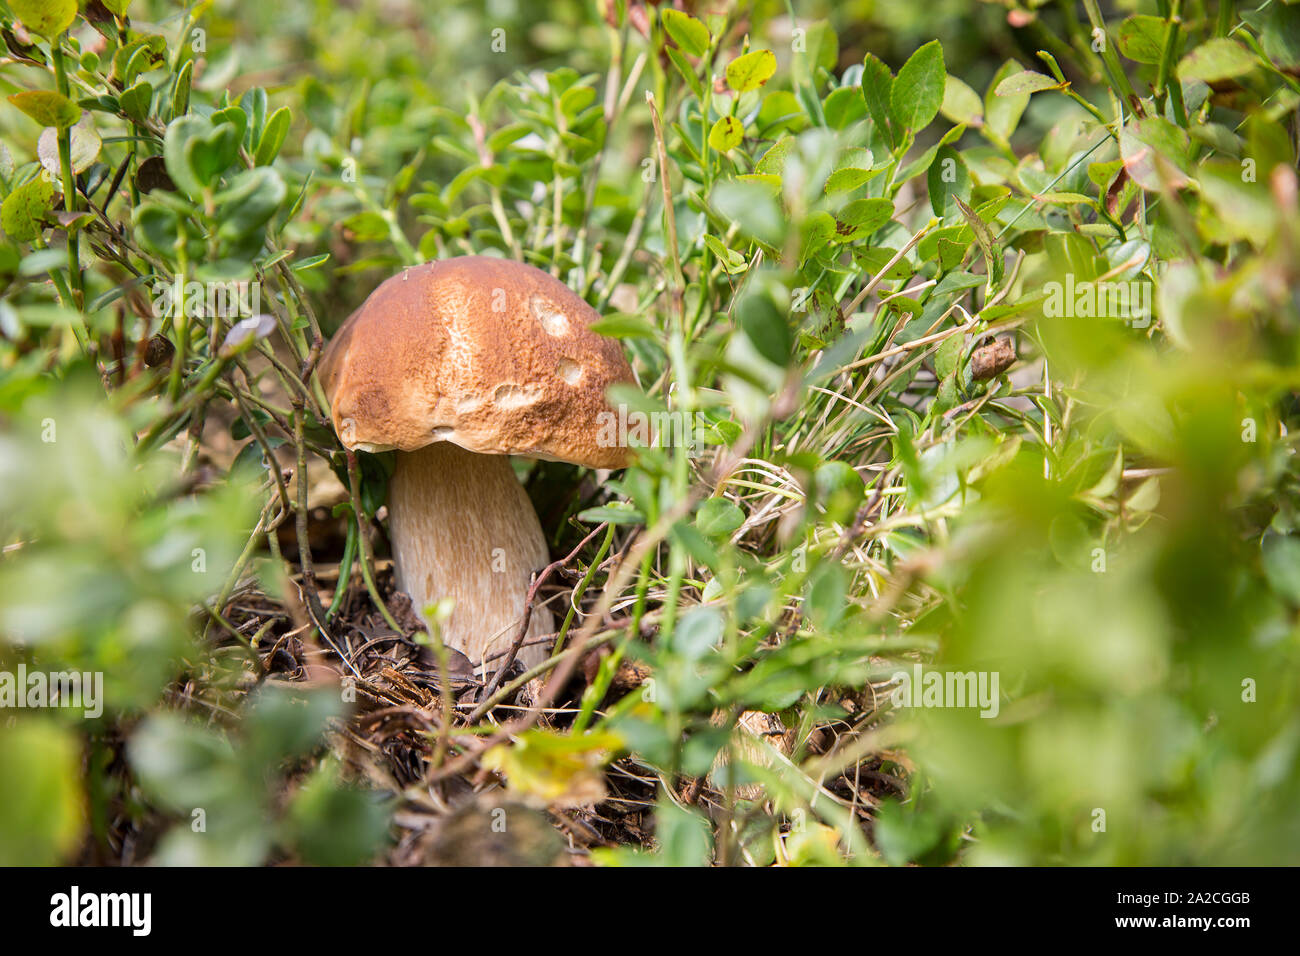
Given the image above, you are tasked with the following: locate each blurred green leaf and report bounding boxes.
[662,9,710,58]
[0,721,83,865]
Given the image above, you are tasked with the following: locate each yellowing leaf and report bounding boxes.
[781,822,844,866]
[1,178,56,242]
[708,115,743,151]
[10,0,77,38]
[726,49,777,93]
[0,722,84,864]
[482,730,621,808]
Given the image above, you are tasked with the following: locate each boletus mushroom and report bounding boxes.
[317,256,633,675]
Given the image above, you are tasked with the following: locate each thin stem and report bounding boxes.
[345,449,403,634]
[51,42,84,311]
[553,522,615,656]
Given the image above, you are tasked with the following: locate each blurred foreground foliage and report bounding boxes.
[1,0,1299,865]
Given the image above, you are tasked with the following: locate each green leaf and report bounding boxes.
[210,105,249,147]
[486,122,529,153]
[674,606,725,661]
[1120,117,1191,191]
[834,197,894,240]
[725,49,777,94]
[737,288,792,366]
[577,502,645,525]
[1177,39,1257,83]
[801,211,836,263]
[113,35,166,87]
[9,0,77,38]
[927,145,970,217]
[171,59,193,118]
[558,84,595,121]
[164,114,241,199]
[890,40,945,131]
[0,178,56,242]
[755,136,793,176]
[824,165,878,194]
[254,106,291,166]
[853,245,912,282]
[994,71,1060,97]
[833,146,873,172]
[822,85,866,129]
[806,560,847,629]
[245,686,340,766]
[8,90,81,129]
[860,53,895,145]
[708,115,744,152]
[896,141,943,184]
[937,236,967,269]
[756,89,806,134]
[701,234,748,273]
[954,195,1003,289]
[589,313,661,340]
[241,86,269,145]
[291,252,330,272]
[1197,158,1277,243]
[874,799,958,866]
[1242,3,1300,70]
[287,764,390,866]
[117,80,152,124]
[129,715,243,813]
[1263,534,1300,606]
[342,210,388,241]
[1116,15,1166,65]
[666,46,705,102]
[214,167,287,250]
[20,248,69,275]
[133,199,189,258]
[934,332,964,379]
[985,60,1029,142]
[711,178,784,248]
[654,798,713,866]
[940,74,982,126]
[792,19,838,86]
[697,497,745,538]
[662,8,710,58]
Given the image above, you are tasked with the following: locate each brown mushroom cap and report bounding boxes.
[317,256,634,469]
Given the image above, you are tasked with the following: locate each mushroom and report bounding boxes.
[316,256,633,677]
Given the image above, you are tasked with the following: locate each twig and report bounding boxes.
[470,522,610,716]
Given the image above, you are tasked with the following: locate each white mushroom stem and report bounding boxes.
[387,441,553,677]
